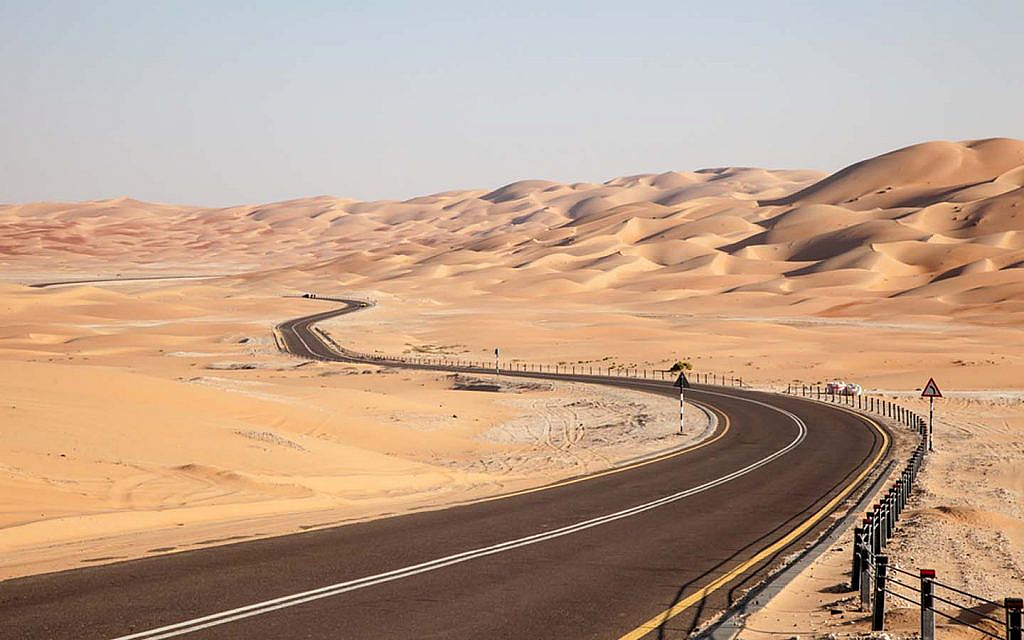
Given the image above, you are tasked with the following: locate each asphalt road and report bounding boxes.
[28,275,221,289]
[0,298,889,640]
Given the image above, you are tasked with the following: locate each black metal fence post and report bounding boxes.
[1008,598,1023,640]
[877,507,885,549]
[872,555,888,631]
[884,495,894,541]
[872,506,882,555]
[921,569,935,640]
[860,517,872,610]
[851,526,863,590]
[885,491,895,539]
[889,487,898,531]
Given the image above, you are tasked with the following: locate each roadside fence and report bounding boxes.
[298,296,747,386]
[786,384,1022,639]
[392,359,745,387]
[309,328,746,388]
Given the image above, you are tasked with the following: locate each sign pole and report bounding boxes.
[928,396,934,451]
[679,383,685,435]
[920,377,941,452]
[674,371,690,435]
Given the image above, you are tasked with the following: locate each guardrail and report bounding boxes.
[292,295,748,385]
[785,384,1022,638]
[305,332,747,389]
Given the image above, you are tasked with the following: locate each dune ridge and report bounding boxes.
[4,138,1023,325]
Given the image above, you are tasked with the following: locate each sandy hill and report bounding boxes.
[2,138,1024,585]
[3,138,1023,323]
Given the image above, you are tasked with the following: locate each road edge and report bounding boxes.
[281,298,895,638]
[696,398,897,640]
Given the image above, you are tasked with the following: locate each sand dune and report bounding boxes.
[6,138,1020,325]
[762,138,1024,208]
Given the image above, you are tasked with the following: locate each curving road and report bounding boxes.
[27,275,222,289]
[0,298,889,640]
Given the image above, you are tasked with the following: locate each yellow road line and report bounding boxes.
[618,407,890,640]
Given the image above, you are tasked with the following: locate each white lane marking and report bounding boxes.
[111,390,806,640]
[286,320,318,358]
[283,315,343,360]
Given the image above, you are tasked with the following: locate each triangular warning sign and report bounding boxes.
[921,377,942,398]
[674,372,691,389]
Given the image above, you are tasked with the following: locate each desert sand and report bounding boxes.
[1,138,1022,626]
[0,281,705,578]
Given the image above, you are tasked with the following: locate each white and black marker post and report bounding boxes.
[674,371,691,434]
[494,348,500,377]
[920,377,941,452]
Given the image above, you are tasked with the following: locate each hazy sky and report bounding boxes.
[3,1,1023,206]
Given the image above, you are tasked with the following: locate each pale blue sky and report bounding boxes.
[3,1,1022,206]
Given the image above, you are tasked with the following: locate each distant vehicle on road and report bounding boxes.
[302,292,316,299]
[826,380,862,396]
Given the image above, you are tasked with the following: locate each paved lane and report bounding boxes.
[0,299,888,640]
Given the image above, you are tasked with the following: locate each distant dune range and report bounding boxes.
[4,138,1024,325]
[1,138,1023,587]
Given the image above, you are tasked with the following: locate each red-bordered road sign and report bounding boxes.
[921,378,942,398]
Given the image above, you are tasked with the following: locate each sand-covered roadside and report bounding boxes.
[0,279,712,579]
